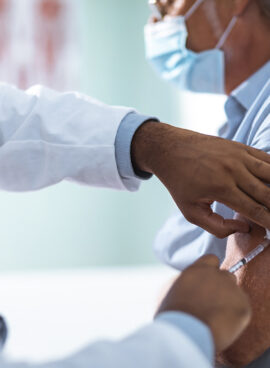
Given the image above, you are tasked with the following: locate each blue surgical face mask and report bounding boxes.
[144,0,238,94]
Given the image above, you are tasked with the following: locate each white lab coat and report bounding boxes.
[0,83,138,192]
[0,83,212,368]
[0,322,212,368]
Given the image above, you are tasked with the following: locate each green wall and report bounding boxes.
[0,0,181,271]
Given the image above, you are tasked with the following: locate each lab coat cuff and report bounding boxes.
[115,112,159,189]
[156,311,215,364]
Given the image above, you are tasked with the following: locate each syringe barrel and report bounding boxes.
[245,244,265,263]
[229,261,245,274]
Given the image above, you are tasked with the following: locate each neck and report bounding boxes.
[224,7,270,94]
[225,50,270,95]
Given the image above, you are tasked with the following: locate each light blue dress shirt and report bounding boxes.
[155,61,270,368]
[115,113,156,187]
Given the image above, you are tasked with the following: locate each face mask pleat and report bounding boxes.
[145,1,238,94]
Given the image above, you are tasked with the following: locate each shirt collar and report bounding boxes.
[224,61,270,129]
[231,60,270,111]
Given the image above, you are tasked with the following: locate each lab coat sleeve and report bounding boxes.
[0,315,213,368]
[0,83,141,192]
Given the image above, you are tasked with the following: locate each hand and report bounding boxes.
[156,255,251,352]
[151,0,186,18]
[131,122,270,238]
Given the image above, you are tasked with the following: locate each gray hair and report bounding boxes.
[259,0,270,17]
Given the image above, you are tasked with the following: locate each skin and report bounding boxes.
[135,0,270,358]
[156,255,251,353]
[219,216,270,367]
[153,0,270,94]
[131,0,270,238]
[133,0,270,361]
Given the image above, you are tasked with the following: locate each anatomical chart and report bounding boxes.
[0,0,80,90]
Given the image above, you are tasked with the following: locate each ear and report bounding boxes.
[234,0,252,16]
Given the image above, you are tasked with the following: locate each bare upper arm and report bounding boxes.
[219,214,270,367]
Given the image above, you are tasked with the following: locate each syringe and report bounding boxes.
[229,230,270,274]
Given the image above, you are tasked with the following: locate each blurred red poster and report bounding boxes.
[0,0,80,90]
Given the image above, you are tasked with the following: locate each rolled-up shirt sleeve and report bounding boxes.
[115,112,159,191]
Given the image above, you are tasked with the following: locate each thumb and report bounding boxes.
[194,254,220,268]
[185,203,250,238]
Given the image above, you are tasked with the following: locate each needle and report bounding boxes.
[229,238,270,274]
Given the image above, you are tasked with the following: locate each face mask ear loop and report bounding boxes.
[185,0,205,20]
[215,16,238,49]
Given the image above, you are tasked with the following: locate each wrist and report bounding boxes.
[131,121,177,176]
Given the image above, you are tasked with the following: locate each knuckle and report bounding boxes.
[263,190,270,206]
[214,182,236,201]
[212,184,229,200]
[236,302,252,320]
[222,157,241,173]
[222,270,236,282]
[215,230,228,239]
[206,254,219,263]
[255,160,263,170]
[250,205,265,221]
[222,161,234,175]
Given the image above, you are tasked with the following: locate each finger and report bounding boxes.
[194,254,220,268]
[221,188,270,230]
[246,157,270,183]
[149,16,160,23]
[159,0,174,6]
[238,170,270,209]
[220,269,237,283]
[157,0,174,15]
[185,203,250,238]
[247,146,270,165]
[155,0,166,14]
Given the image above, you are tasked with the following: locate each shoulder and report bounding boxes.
[249,82,270,152]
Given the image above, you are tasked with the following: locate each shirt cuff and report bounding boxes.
[156,311,214,364]
[115,112,159,183]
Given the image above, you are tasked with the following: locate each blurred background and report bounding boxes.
[0,0,226,271]
[0,0,229,363]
